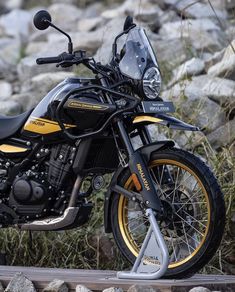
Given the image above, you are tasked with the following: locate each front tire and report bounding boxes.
[111,148,225,278]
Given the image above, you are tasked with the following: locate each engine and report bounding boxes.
[6,143,77,221]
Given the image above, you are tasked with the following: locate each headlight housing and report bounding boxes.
[143,67,162,99]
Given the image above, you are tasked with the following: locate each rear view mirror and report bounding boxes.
[123,16,133,31]
[33,10,52,30]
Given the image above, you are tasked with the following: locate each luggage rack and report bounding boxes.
[117,208,169,280]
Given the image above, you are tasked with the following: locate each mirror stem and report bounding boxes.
[44,20,73,54]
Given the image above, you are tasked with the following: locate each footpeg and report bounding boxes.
[117,208,169,280]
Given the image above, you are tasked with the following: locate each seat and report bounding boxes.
[0,110,32,140]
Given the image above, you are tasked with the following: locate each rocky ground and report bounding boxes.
[0,0,234,280]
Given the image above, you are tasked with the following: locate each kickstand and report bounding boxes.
[117,208,169,280]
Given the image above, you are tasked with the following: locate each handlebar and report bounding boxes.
[36,52,74,65]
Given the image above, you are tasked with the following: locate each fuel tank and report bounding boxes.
[22,77,116,140]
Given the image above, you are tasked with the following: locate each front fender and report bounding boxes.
[133,113,200,131]
[104,140,174,233]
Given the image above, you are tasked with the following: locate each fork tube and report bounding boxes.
[117,120,134,156]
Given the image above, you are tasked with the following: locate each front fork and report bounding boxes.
[116,120,163,213]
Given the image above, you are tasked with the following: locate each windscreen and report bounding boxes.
[119,27,158,80]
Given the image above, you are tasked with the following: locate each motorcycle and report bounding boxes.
[0,10,225,279]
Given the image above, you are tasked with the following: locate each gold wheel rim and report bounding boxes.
[118,159,211,269]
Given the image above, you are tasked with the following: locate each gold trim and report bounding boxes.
[0,144,28,153]
[67,101,109,111]
[133,116,163,124]
[23,116,76,135]
[118,159,211,269]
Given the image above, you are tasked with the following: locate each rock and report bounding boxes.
[0,81,12,99]
[76,285,91,292]
[163,79,227,133]
[171,130,206,150]
[5,272,36,292]
[0,38,21,65]
[206,119,235,149]
[103,288,123,292]
[159,19,226,52]
[4,0,23,10]
[170,0,227,19]
[208,40,235,79]
[169,57,205,86]
[152,38,195,67]
[166,75,235,106]
[78,17,105,32]
[12,93,31,112]
[94,16,126,64]
[17,54,72,82]
[127,285,159,292]
[43,279,68,292]
[47,31,103,55]
[83,2,105,18]
[20,71,75,109]
[204,49,225,71]
[0,9,32,41]
[226,0,235,10]
[189,287,211,292]
[48,3,82,32]
[0,281,3,292]
[0,100,22,115]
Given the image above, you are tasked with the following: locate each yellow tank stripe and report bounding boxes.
[0,144,28,153]
[133,116,163,124]
[23,117,76,135]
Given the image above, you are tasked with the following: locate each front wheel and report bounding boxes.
[111,148,225,278]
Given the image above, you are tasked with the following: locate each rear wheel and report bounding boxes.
[111,148,225,278]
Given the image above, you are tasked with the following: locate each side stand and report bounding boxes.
[117,208,169,280]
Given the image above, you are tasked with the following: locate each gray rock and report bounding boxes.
[159,19,226,52]
[12,93,31,112]
[169,57,205,86]
[0,38,21,65]
[47,31,103,55]
[189,287,211,292]
[204,49,225,71]
[21,72,75,109]
[166,75,235,106]
[162,80,227,133]
[78,17,105,32]
[226,0,235,10]
[170,0,227,19]
[5,272,36,292]
[17,54,72,82]
[76,285,92,292]
[127,285,159,292]
[103,288,123,292]
[0,81,12,99]
[207,118,235,149]
[0,9,32,41]
[4,0,23,10]
[207,40,235,79]
[94,17,126,64]
[0,281,3,292]
[43,279,68,292]
[0,100,22,115]
[152,38,195,67]
[48,3,82,32]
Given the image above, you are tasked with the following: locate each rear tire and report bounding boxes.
[111,148,225,278]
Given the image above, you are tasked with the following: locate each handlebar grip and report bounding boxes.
[36,56,62,65]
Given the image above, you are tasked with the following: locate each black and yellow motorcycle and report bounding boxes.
[0,11,225,279]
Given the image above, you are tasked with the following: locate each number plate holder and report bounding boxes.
[142,101,175,113]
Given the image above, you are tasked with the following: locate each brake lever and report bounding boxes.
[56,60,75,68]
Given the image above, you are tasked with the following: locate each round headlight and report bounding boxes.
[143,67,162,99]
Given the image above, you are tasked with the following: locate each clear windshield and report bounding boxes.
[119,27,159,80]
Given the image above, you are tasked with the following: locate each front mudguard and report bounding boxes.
[104,140,174,233]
